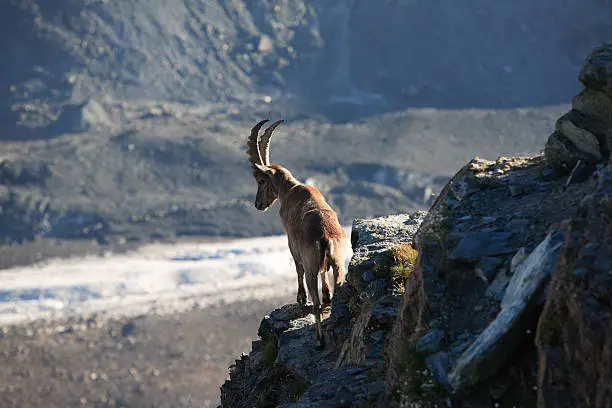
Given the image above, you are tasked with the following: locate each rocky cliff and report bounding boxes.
[219,43,612,407]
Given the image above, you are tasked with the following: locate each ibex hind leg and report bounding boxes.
[320,262,332,307]
[329,240,346,291]
[294,260,307,306]
[306,272,325,350]
[319,238,332,306]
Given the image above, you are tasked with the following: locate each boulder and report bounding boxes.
[347,212,426,291]
[555,109,610,161]
[572,88,612,125]
[449,231,516,263]
[579,42,612,96]
[544,108,612,172]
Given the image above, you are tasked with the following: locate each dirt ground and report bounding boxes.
[0,296,293,408]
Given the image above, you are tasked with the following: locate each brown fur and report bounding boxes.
[247,122,347,350]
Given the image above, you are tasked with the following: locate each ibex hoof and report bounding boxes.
[322,296,332,306]
[297,293,307,306]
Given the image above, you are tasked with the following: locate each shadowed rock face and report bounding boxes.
[536,164,612,408]
[386,155,594,407]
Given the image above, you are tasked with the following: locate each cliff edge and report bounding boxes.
[219,43,612,408]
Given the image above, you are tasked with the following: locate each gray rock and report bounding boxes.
[449,176,482,201]
[544,131,598,172]
[278,367,386,407]
[258,304,310,341]
[44,211,108,240]
[344,367,364,375]
[363,279,388,301]
[448,231,565,391]
[474,257,504,283]
[502,231,565,308]
[364,335,385,359]
[555,110,606,161]
[448,302,528,392]
[565,159,597,187]
[572,88,612,127]
[506,219,530,230]
[450,231,516,263]
[485,268,512,301]
[540,167,558,180]
[361,270,375,283]
[415,328,446,355]
[55,99,114,133]
[348,212,426,289]
[277,314,335,381]
[424,351,451,390]
[329,283,356,322]
[510,247,528,273]
[368,295,401,331]
[579,42,612,95]
[0,159,50,185]
[507,184,527,197]
[480,216,497,224]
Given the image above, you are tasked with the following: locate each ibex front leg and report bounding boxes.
[290,245,307,306]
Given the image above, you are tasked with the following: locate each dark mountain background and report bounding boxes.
[0,0,610,252]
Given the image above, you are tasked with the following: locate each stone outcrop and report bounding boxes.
[220,44,612,408]
[545,42,612,172]
[220,212,426,407]
[387,155,596,407]
[220,156,609,407]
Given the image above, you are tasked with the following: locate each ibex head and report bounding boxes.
[247,119,284,211]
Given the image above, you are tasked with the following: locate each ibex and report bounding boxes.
[247,119,347,349]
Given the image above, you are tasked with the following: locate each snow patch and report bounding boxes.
[0,228,353,326]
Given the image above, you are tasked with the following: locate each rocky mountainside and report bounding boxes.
[3,0,609,129]
[2,0,611,263]
[219,43,612,407]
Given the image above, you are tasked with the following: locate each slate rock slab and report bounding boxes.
[450,231,516,263]
[448,230,565,391]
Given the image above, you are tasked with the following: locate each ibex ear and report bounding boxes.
[253,163,276,177]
